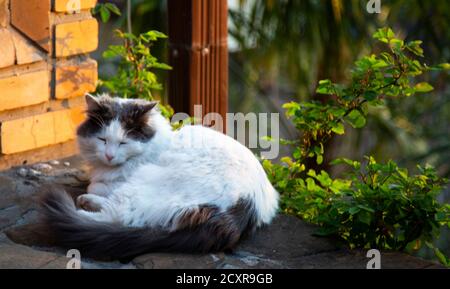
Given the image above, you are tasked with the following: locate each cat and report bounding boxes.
[40,93,279,260]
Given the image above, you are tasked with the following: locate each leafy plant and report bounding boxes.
[92,2,121,23]
[263,28,450,264]
[100,29,173,118]
[267,157,449,250]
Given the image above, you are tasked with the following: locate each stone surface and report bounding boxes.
[0,238,65,269]
[0,156,444,269]
[0,140,80,171]
[134,253,226,269]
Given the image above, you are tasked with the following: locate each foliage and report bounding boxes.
[263,28,450,264]
[266,157,449,257]
[100,29,173,118]
[92,2,121,23]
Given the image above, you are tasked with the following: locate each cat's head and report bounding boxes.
[77,94,158,166]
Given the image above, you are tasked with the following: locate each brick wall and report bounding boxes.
[0,0,98,170]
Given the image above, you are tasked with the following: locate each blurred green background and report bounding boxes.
[94,0,449,260]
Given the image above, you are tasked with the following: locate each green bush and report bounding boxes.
[263,28,450,265]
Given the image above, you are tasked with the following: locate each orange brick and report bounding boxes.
[0,0,8,28]
[0,28,15,68]
[10,29,47,65]
[55,58,97,99]
[10,0,51,51]
[0,70,50,112]
[0,107,85,154]
[54,18,98,57]
[54,0,97,12]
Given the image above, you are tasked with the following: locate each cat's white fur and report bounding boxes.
[77,95,279,230]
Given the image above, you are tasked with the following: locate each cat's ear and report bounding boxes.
[85,94,100,111]
[142,101,158,114]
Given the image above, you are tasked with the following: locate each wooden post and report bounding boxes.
[168,0,228,122]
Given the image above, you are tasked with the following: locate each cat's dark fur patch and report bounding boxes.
[174,199,257,252]
[118,102,157,141]
[77,97,157,142]
[77,97,119,137]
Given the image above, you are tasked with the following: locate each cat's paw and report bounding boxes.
[76,195,102,212]
[87,182,109,196]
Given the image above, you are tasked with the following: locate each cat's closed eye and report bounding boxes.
[98,137,106,144]
[119,142,127,146]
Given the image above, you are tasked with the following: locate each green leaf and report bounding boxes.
[372,59,388,69]
[434,63,450,70]
[414,82,434,93]
[102,50,116,59]
[282,102,300,110]
[99,6,111,23]
[373,27,395,43]
[357,205,375,213]
[406,40,424,57]
[316,155,324,165]
[316,79,333,94]
[306,177,318,191]
[330,158,361,169]
[331,122,345,135]
[153,62,173,70]
[363,91,378,101]
[397,168,409,180]
[433,247,450,266]
[349,207,361,215]
[345,110,366,128]
[105,3,121,16]
[358,211,372,225]
[389,38,404,51]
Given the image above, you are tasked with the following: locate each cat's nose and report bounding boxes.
[105,153,114,161]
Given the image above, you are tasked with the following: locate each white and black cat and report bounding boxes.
[41,94,279,260]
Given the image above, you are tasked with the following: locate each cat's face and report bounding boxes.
[77,94,157,166]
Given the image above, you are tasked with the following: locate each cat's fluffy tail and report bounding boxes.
[39,187,257,261]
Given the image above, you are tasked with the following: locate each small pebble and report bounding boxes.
[32,163,53,173]
[29,169,42,176]
[18,168,28,177]
[210,254,221,262]
[49,160,60,166]
[63,162,71,167]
